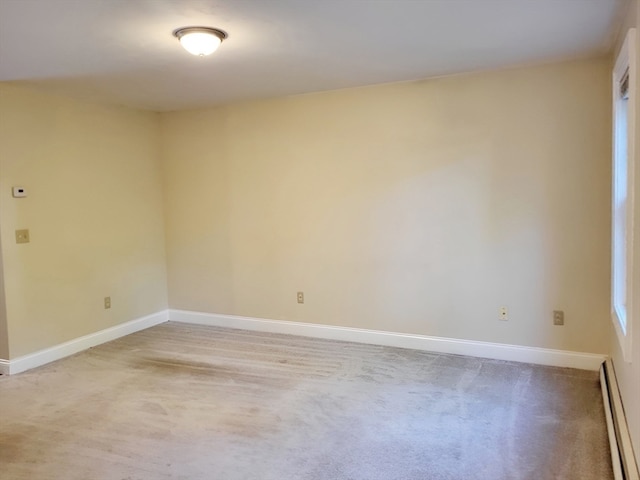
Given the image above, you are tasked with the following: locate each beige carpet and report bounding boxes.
[0,322,612,480]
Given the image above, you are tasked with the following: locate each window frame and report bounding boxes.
[612,28,636,362]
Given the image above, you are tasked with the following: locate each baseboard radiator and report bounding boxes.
[601,359,640,480]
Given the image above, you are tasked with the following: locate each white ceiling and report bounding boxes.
[0,0,629,112]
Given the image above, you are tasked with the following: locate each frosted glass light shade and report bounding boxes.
[173,27,227,56]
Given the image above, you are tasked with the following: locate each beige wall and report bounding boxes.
[610,0,640,468]
[0,84,168,359]
[161,58,611,354]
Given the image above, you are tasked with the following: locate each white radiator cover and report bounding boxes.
[601,359,640,480]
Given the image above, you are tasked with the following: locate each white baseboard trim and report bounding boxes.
[169,310,606,371]
[0,310,169,375]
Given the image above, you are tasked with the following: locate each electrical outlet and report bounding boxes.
[499,306,508,321]
[553,310,564,326]
[15,229,30,244]
[104,296,111,309]
[12,187,27,198]
[297,292,304,304]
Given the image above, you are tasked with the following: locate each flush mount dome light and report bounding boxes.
[173,27,228,56]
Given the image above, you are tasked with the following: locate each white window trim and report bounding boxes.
[612,28,636,362]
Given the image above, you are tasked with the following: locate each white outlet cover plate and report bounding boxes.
[12,186,26,197]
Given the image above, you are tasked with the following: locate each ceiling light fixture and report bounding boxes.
[173,27,228,56]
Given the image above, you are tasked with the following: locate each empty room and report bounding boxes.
[0,0,638,479]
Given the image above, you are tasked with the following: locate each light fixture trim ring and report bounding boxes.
[172,26,228,41]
